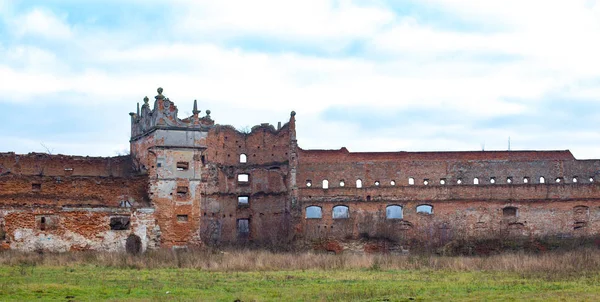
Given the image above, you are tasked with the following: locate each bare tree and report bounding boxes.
[40,143,54,155]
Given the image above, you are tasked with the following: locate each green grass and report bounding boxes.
[1,265,600,301]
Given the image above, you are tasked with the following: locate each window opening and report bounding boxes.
[306,180,312,187]
[408,177,415,185]
[237,219,250,238]
[573,176,578,183]
[176,162,189,171]
[356,179,362,188]
[390,180,396,186]
[339,180,345,187]
[322,180,329,189]
[238,196,249,206]
[539,176,545,184]
[240,154,247,163]
[440,179,446,185]
[523,177,530,184]
[473,178,479,185]
[32,183,41,192]
[119,200,132,208]
[177,215,189,222]
[423,179,430,186]
[503,206,518,218]
[386,205,403,219]
[176,186,189,197]
[490,177,496,184]
[238,174,249,182]
[110,216,131,230]
[507,177,513,184]
[332,205,350,219]
[457,178,463,184]
[416,204,433,214]
[305,206,322,219]
[374,181,380,186]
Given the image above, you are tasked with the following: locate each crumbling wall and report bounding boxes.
[1,207,158,252]
[198,122,294,246]
[0,153,133,177]
[296,148,600,250]
[0,152,155,252]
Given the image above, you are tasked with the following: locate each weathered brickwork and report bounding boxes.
[2,87,600,253]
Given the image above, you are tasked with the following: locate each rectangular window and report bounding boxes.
[176,186,189,197]
[237,219,250,238]
[238,174,249,183]
[109,216,130,230]
[238,196,249,206]
[177,214,189,222]
[176,162,189,171]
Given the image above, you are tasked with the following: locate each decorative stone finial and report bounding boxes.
[206,110,211,117]
[136,102,140,115]
[193,99,199,115]
[143,96,149,105]
[155,87,164,100]
[291,111,296,117]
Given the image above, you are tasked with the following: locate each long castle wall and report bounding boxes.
[2,88,599,253]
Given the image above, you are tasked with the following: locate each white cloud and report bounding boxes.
[11,8,73,39]
[173,0,395,49]
[1,1,600,157]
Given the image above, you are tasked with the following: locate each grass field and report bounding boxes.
[1,249,600,301]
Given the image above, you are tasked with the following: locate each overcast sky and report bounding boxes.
[1,0,600,158]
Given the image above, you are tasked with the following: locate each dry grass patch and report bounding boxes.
[2,248,600,277]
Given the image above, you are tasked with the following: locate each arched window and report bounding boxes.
[523,177,530,184]
[356,179,362,188]
[305,206,322,219]
[473,177,479,185]
[408,177,415,185]
[322,180,329,189]
[386,205,403,219]
[573,176,578,183]
[332,205,349,219]
[390,180,396,186]
[385,205,402,219]
[490,177,496,184]
[503,206,518,217]
[573,205,589,216]
[440,179,446,185]
[239,154,247,163]
[416,204,433,214]
[457,178,463,184]
[507,177,513,184]
[539,176,545,184]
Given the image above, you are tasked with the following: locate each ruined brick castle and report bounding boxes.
[1,87,600,253]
